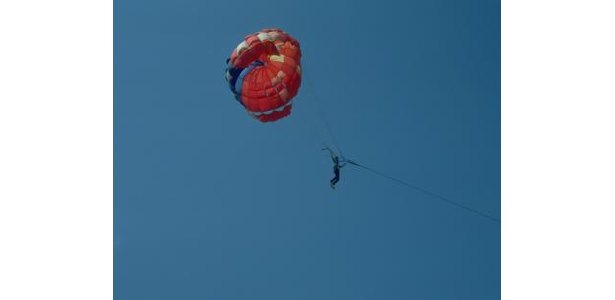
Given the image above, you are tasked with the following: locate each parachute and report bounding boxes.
[225,29,302,122]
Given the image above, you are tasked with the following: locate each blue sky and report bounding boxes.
[115,0,500,299]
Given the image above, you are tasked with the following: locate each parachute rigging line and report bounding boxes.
[345,159,501,224]
[304,74,345,158]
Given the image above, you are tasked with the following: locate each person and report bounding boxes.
[323,148,346,189]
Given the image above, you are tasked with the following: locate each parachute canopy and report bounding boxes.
[225,29,302,122]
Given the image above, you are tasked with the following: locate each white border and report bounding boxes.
[0,1,112,299]
[503,0,615,299]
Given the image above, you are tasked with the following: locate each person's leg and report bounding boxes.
[330,175,339,189]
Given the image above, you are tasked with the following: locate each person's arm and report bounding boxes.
[322,147,336,157]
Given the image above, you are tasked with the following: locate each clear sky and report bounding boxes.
[114,0,500,299]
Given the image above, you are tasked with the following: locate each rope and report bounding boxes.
[345,160,501,224]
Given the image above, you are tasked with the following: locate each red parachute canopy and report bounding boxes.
[225,29,302,122]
